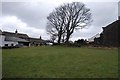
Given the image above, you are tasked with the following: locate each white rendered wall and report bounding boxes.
[0,35,18,47]
[0,35,5,47]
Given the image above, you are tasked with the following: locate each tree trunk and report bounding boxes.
[58,27,63,44]
[65,33,70,44]
[58,34,62,44]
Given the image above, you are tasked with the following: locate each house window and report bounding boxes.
[5,44,8,46]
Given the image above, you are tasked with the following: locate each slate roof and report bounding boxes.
[1,30,49,44]
[27,37,45,43]
[102,20,119,30]
[2,31,29,38]
[5,36,29,42]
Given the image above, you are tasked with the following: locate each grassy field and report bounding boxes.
[2,46,118,78]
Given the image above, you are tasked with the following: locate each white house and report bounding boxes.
[0,33,18,47]
[0,29,51,47]
[0,29,31,47]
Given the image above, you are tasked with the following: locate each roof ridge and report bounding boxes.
[3,31,27,35]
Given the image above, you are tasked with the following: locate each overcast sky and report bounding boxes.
[0,0,119,41]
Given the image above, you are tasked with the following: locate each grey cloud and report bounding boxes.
[118,1,120,16]
[86,2,118,27]
[1,1,118,40]
[2,2,55,29]
[71,2,118,40]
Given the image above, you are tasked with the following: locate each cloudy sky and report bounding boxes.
[0,0,119,41]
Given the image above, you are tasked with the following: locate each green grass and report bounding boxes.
[2,46,118,78]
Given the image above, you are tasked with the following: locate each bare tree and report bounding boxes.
[46,2,92,44]
[46,7,66,44]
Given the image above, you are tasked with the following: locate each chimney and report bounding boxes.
[15,29,18,34]
[40,36,42,40]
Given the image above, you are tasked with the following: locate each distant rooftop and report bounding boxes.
[88,33,100,42]
[2,31,29,38]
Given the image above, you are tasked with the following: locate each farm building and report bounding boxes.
[94,20,120,47]
[0,29,53,48]
[0,30,30,47]
[5,36,29,46]
[0,32,18,47]
[2,30,29,40]
[88,33,100,42]
[27,37,46,46]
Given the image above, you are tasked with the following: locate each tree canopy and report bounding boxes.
[46,2,92,44]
